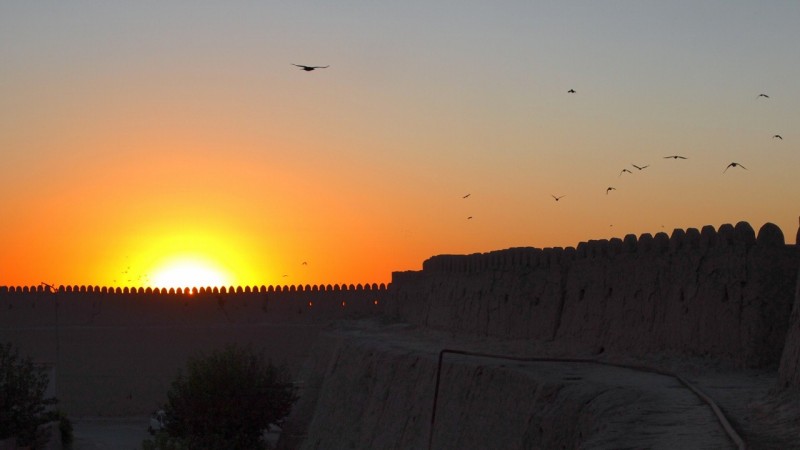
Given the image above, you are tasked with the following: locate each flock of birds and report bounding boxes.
[567,90,777,194]
[461,89,784,220]
[293,64,785,223]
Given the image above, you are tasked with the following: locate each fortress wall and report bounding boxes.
[387,222,800,367]
[779,265,800,387]
[0,283,388,328]
[0,284,387,416]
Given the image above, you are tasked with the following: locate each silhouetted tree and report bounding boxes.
[145,344,297,450]
[0,342,59,448]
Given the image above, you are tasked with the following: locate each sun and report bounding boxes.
[150,257,232,289]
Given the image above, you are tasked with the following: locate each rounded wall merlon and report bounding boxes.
[685,228,701,250]
[576,242,588,259]
[549,247,565,265]
[757,222,785,246]
[734,221,756,246]
[669,229,686,252]
[520,248,536,267]
[608,239,623,255]
[700,225,718,250]
[717,223,735,247]
[510,247,533,267]
[637,233,654,252]
[653,232,669,253]
[591,240,610,258]
[577,241,604,259]
[623,234,638,252]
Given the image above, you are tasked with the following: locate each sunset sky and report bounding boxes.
[2,2,798,289]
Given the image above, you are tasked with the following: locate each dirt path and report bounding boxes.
[289,320,800,449]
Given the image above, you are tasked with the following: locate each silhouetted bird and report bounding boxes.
[619,169,632,176]
[302,261,308,266]
[773,135,783,140]
[462,193,471,199]
[552,195,565,201]
[631,164,649,170]
[567,89,576,93]
[758,93,769,98]
[293,64,329,71]
[664,155,687,160]
[467,216,473,220]
[606,187,616,195]
[724,162,747,173]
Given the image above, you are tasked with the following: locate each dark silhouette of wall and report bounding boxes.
[0,283,388,416]
[779,220,800,387]
[0,283,388,327]
[387,222,800,368]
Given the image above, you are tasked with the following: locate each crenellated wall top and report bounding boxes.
[0,283,389,295]
[419,221,791,273]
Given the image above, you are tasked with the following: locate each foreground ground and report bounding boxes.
[59,319,800,449]
[283,319,800,449]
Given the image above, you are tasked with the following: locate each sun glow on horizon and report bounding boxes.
[149,257,233,289]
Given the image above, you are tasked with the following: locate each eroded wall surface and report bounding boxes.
[285,327,733,450]
[387,222,799,368]
[779,266,800,387]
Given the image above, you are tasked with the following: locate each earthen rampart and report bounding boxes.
[779,265,800,387]
[387,222,800,368]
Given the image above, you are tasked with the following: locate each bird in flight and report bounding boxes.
[773,134,783,140]
[724,162,747,173]
[567,89,576,93]
[302,261,308,266]
[606,187,616,195]
[462,193,471,199]
[552,195,565,201]
[664,155,687,160]
[757,93,769,98]
[293,64,329,71]
[631,164,649,170]
[467,216,473,220]
[619,169,632,176]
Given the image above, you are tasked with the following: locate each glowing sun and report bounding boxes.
[150,257,232,289]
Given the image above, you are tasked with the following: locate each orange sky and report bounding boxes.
[1,2,799,288]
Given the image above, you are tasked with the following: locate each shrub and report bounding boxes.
[0,342,58,448]
[144,344,297,450]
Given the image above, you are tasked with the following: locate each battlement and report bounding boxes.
[0,283,388,295]
[421,221,784,273]
[0,281,389,330]
[389,221,800,368]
